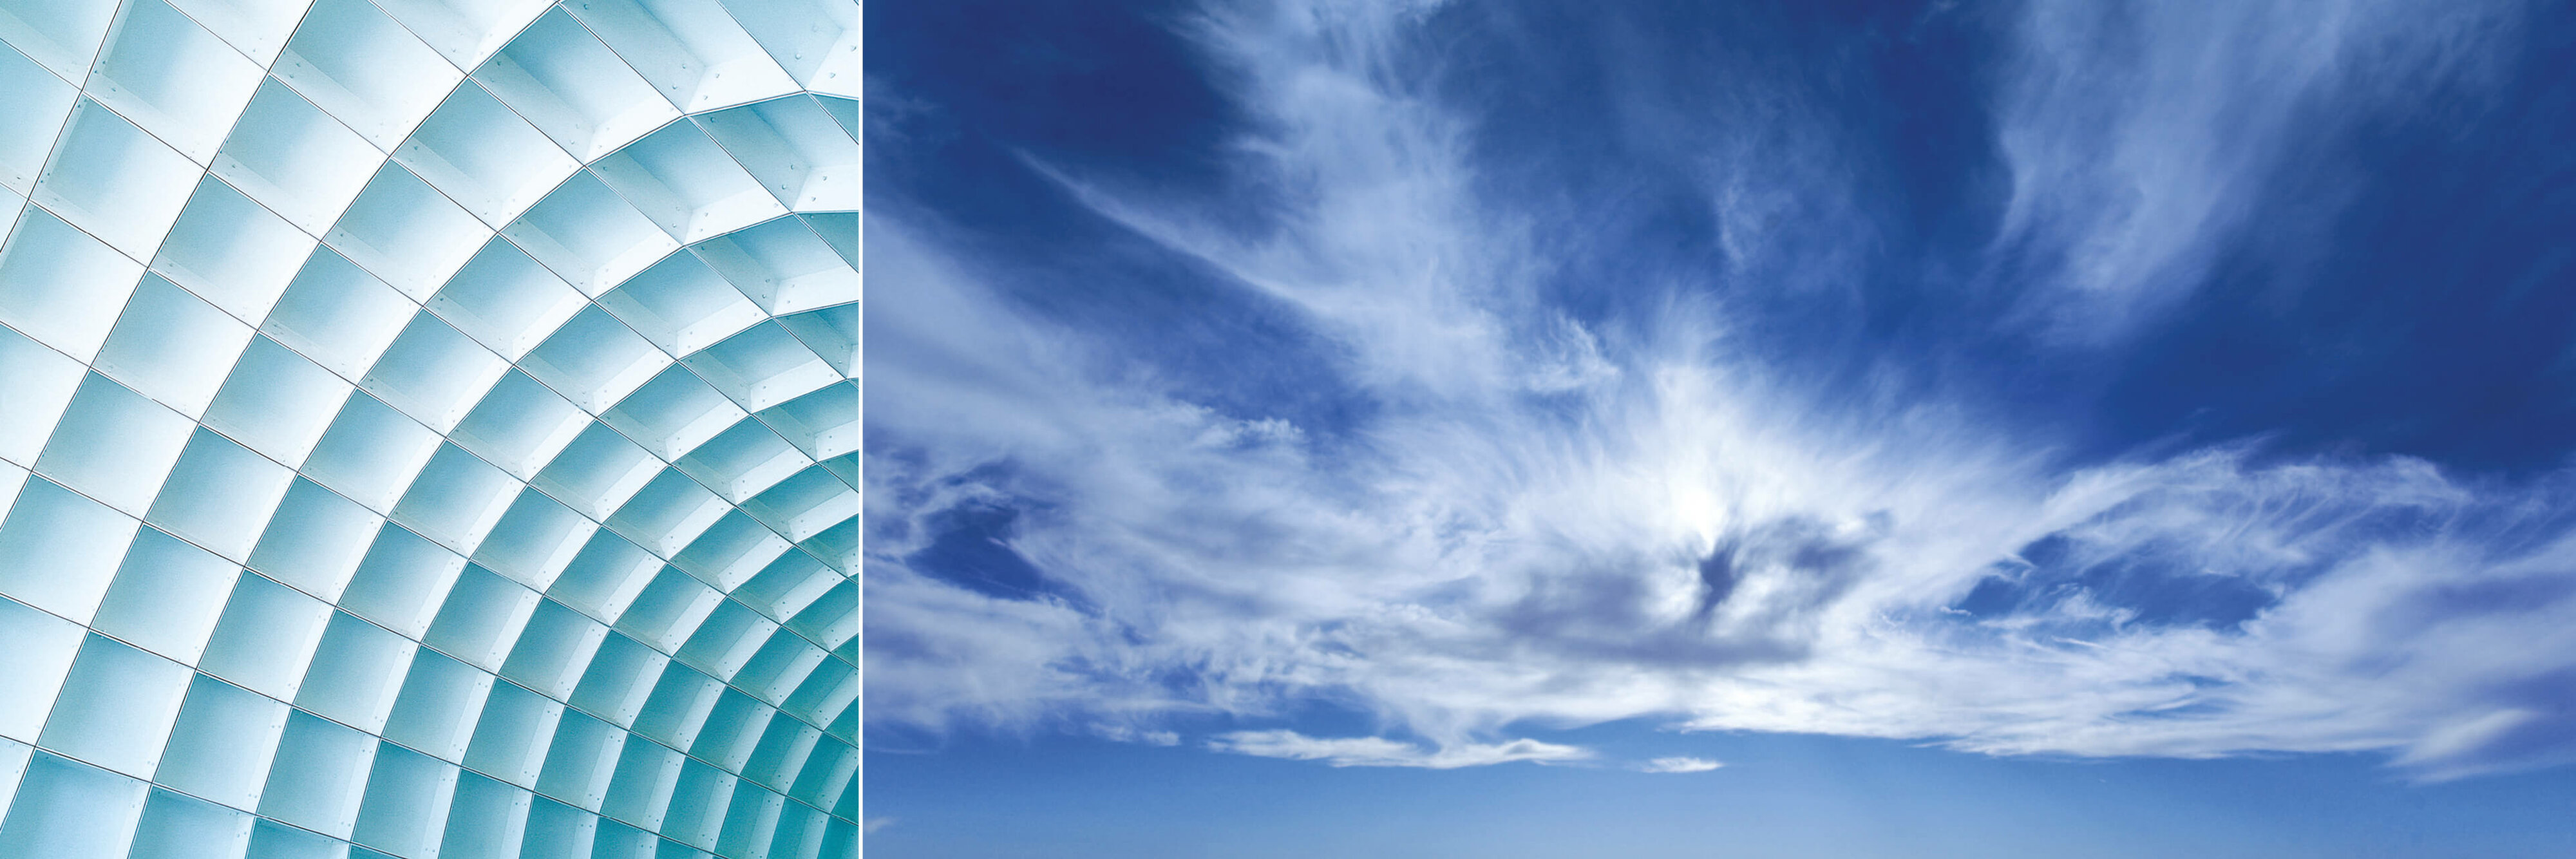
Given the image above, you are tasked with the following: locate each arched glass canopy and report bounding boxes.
[0,0,859,856]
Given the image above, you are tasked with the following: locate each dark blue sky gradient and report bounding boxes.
[873,0,2576,473]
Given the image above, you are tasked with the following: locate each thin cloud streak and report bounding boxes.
[1991,0,2526,341]
[1209,730,1591,769]
[1635,757,1726,774]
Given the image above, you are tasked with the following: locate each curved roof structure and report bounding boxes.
[0,0,859,856]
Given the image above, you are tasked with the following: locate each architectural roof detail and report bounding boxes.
[0,0,858,856]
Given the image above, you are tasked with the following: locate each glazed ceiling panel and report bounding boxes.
[0,0,858,856]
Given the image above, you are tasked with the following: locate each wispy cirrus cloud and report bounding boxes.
[1209,730,1591,769]
[1634,757,1726,774]
[865,0,2576,780]
[1991,0,2525,340]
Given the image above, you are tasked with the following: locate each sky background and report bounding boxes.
[864,0,2576,853]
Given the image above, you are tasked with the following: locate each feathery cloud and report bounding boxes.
[866,0,2573,780]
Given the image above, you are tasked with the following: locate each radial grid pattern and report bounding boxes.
[0,0,860,857]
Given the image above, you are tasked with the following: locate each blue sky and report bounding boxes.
[864,0,2576,852]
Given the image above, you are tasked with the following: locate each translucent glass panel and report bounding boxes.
[35,98,200,259]
[565,0,799,113]
[0,1,855,857]
[274,0,461,148]
[88,0,265,164]
[476,8,675,162]
[0,42,78,195]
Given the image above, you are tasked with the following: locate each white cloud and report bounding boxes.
[1209,730,1591,769]
[864,0,2576,780]
[1989,0,2524,340]
[1097,724,1184,746]
[1635,757,1725,774]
